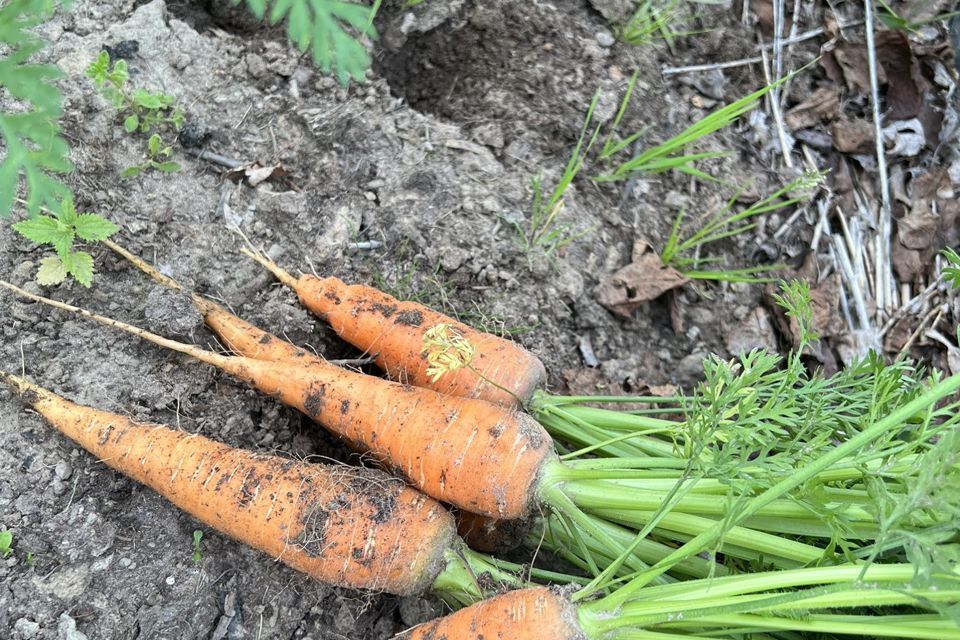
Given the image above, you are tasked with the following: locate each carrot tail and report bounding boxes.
[104,240,309,363]
[240,245,299,289]
[394,587,586,640]
[0,279,245,372]
[102,238,184,291]
[1,370,457,596]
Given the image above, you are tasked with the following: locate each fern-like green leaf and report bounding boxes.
[0,0,73,217]
[231,0,377,84]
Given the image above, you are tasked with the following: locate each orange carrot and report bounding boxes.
[0,371,456,596]
[241,247,547,408]
[394,587,584,640]
[0,281,557,520]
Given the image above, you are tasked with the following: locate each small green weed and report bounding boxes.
[12,196,118,287]
[877,0,960,31]
[514,91,602,260]
[618,0,708,47]
[595,71,785,183]
[942,247,960,290]
[659,171,822,282]
[0,529,13,558]
[86,51,183,178]
[192,529,203,564]
[121,133,180,179]
[86,51,184,134]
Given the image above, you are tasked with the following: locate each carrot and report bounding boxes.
[0,280,557,520]
[395,587,584,640]
[0,370,455,596]
[240,247,547,408]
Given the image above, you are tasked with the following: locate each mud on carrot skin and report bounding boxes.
[0,370,544,604]
[240,246,547,409]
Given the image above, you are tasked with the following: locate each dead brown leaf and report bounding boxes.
[785,87,840,130]
[875,30,924,120]
[831,117,875,153]
[595,240,689,318]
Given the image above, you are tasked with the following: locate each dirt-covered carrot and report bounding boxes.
[395,564,960,640]
[0,371,450,595]
[396,587,584,640]
[240,247,546,408]
[0,280,556,520]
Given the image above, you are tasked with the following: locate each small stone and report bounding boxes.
[119,557,133,568]
[57,613,89,640]
[596,31,616,47]
[14,618,40,638]
[165,575,176,586]
[55,460,72,481]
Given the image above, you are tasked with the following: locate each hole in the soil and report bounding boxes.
[374,1,598,149]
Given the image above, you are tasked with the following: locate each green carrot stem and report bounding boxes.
[580,370,960,610]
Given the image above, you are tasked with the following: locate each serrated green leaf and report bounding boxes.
[124,114,139,132]
[36,255,68,286]
[63,251,94,287]
[73,213,119,241]
[155,161,181,173]
[56,195,78,226]
[12,215,63,245]
[237,0,376,85]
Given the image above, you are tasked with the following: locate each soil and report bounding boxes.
[0,0,939,638]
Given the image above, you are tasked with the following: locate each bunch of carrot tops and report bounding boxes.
[2,240,959,639]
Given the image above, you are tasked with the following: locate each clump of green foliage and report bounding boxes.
[12,196,118,287]
[0,0,73,217]
[659,171,823,282]
[230,0,379,84]
[85,51,183,178]
[121,133,179,179]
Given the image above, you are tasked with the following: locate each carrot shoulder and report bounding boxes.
[394,587,586,640]
[1,371,456,596]
[243,249,547,408]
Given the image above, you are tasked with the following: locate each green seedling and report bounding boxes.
[86,51,184,134]
[0,529,12,558]
[12,196,118,287]
[0,0,73,218]
[595,71,789,183]
[25,552,35,565]
[121,134,180,179]
[877,0,960,32]
[513,91,602,260]
[658,171,823,282]
[192,529,203,564]
[229,0,379,84]
[943,247,960,290]
[618,0,708,48]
